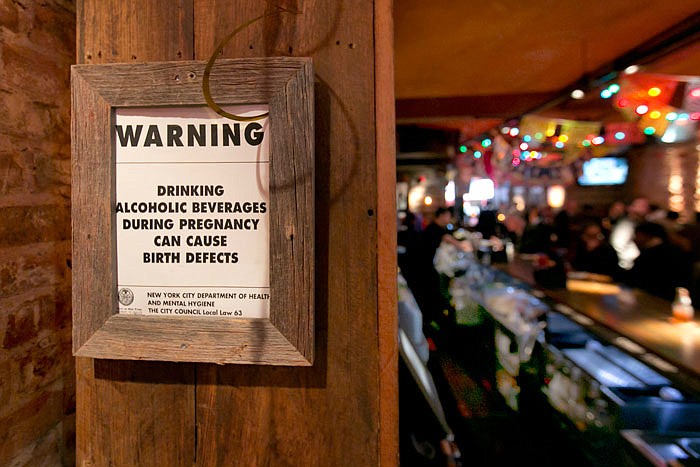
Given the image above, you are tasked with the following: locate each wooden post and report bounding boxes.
[75,1,397,465]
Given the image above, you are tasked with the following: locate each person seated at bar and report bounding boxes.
[610,197,651,270]
[553,200,595,256]
[679,213,700,305]
[502,209,526,249]
[658,210,692,253]
[621,221,691,301]
[519,205,567,288]
[571,222,621,279]
[601,200,626,238]
[519,205,556,254]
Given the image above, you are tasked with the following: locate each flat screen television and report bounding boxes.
[577,157,628,186]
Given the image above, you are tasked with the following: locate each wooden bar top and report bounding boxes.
[497,258,700,381]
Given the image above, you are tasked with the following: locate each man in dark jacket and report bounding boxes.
[623,221,691,300]
[572,222,621,279]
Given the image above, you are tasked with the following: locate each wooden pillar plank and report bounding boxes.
[375,1,399,464]
[193,1,394,465]
[75,2,197,466]
[76,0,397,465]
[77,0,194,64]
[76,359,196,466]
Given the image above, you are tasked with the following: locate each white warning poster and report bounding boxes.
[114,105,270,318]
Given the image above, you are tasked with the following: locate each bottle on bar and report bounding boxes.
[671,287,694,322]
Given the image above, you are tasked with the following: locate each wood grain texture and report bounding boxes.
[375,0,399,464]
[77,316,310,365]
[77,0,194,64]
[71,69,116,354]
[193,1,390,466]
[76,0,397,465]
[71,58,314,365]
[71,59,311,106]
[75,3,198,466]
[76,357,196,467]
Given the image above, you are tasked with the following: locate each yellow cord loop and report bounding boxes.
[202,7,300,122]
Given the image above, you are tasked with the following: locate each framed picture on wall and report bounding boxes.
[72,58,314,365]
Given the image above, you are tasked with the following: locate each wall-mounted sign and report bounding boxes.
[115,106,270,319]
[72,58,314,365]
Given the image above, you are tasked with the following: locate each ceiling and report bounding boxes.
[394,1,700,149]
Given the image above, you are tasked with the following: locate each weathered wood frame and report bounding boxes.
[71,58,314,365]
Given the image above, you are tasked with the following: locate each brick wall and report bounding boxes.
[565,139,700,220]
[627,140,700,223]
[0,1,75,465]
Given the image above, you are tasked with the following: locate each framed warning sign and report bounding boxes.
[72,58,314,365]
[114,106,271,319]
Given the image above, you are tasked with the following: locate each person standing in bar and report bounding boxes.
[602,200,626,238]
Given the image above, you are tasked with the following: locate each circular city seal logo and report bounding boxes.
[118,288,134,306]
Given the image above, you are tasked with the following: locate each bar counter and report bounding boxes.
[415,247,700,466]
[499,257,700,392]
[473,256,700,465]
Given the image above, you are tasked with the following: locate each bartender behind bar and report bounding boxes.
[401,207,470,334]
